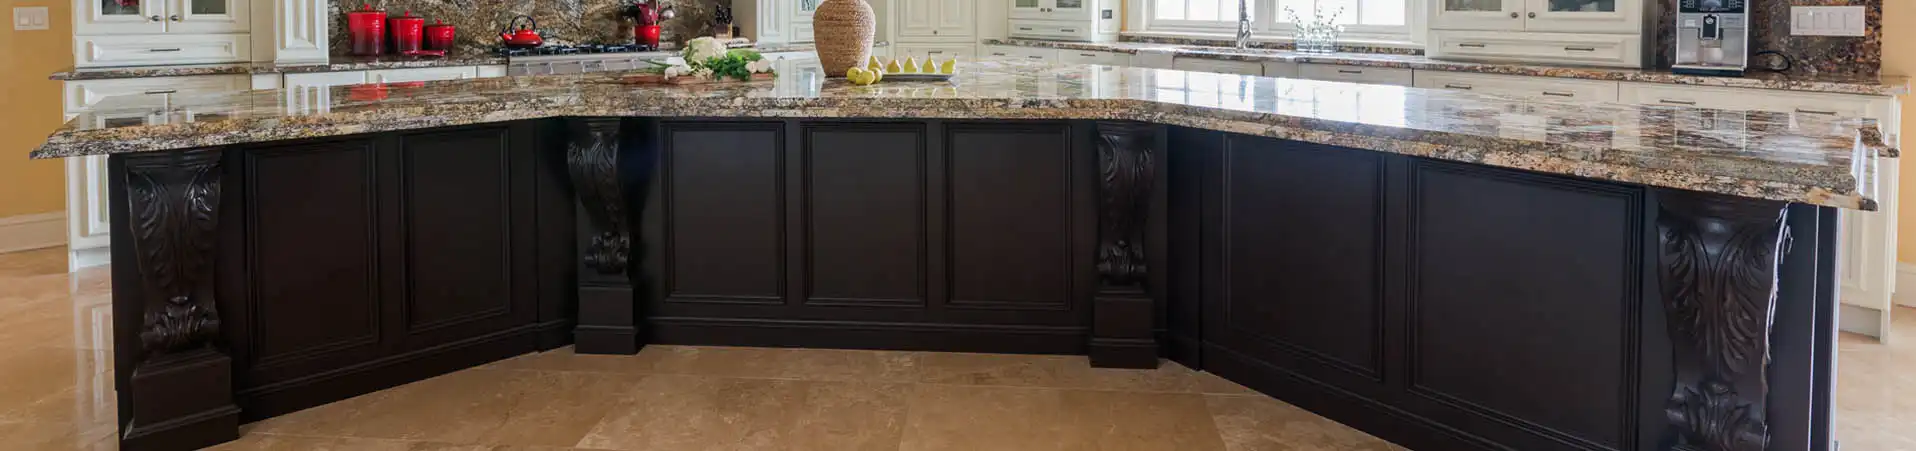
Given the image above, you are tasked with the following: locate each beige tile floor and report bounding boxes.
[0,246,1908,450]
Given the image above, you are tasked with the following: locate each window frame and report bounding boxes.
[1128,0,1424,46]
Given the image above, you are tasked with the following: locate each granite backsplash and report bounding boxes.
[1652,0,1881,77]
[326,0,726,56]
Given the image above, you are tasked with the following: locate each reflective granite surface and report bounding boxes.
[32,59,1888,210]
[984,39,1910,96]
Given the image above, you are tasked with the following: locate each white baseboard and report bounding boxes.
[1840,303,1887,341]
[0,212,67,254]
[1898,263,1916,308]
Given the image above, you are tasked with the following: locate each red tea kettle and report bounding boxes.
[499,15,543,48]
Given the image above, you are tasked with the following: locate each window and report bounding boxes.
[1143,0,1414,42]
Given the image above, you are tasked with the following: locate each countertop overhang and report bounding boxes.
[33,59,1890,210]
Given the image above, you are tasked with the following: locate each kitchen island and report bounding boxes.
[33,59,1885,451]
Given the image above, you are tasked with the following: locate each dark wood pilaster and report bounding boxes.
[1089,121,1159,369]
[114,148,240,451]
[566,118,642,354]
[1654,190,1790,451]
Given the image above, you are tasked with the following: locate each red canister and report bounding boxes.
[346,4,387,56]
[389,11,426,53]
[425,20,456,51]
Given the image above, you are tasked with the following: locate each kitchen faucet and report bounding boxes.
[1235,0,1252,49]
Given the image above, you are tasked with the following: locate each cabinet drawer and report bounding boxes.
[367,67,479,83]
[1297,64,1413,86]
[1055,49,1130,66]
[1618,83,1879,118]
[1415,72,1619,102]
[1009,19,1097,41]
[64,74,251,112]
[1172,58,1263,76]
[75,34,251,67]
[1429,31,1641,68]
[982,45,1057,62]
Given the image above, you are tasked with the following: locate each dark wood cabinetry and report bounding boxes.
[639,120,1099,354]
[194,122,568,422]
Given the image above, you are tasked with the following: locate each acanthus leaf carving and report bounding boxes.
[567,118,632,275]
[1095,121,1155,288]
[125,149,225,356]
[1656,191,1785,451]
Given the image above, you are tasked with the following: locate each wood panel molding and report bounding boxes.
[1090,121,1158,369]
[118,148,241,451]
[240,142,381,371]
[1655,190,1788,451]
[657,120,787,306]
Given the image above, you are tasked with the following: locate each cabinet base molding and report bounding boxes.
[649,317,1089,355]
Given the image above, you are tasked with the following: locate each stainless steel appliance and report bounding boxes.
[501,44,673,76]
[1673,0,1748,76]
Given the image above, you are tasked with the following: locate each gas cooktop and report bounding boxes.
[495,44,658,58]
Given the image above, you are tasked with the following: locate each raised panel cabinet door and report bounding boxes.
[651,121,788,307]
[935,0,974,36]
[943,122,1081,319]
[1399,158,1644,451]
[1524,0,1638,33]
[1429,0,1524,30]
[1201,135,1389,393]
[231,140,387,387]
[898,0,938,37]
[166,0,250,34]
[1010,0,1045,20]
[78,0,165,34]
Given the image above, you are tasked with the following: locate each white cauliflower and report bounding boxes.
[683,37,730,64]
[662,64,693,79]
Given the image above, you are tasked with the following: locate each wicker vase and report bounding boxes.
[812,0,876,77]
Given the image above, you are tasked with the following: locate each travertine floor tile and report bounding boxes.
[492,345,921,383]
[914,351,1254,394]
[577,374,910,451]
[1207,394,1395,451]
[0,420,116,451]
[248,369,643,447]
[898,384,1227,451]
[0,346,116,429]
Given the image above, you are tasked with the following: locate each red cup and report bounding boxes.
[425,20,456,51]
[389,11,425,53]
[636,24,661,48]
[346,4,387,56]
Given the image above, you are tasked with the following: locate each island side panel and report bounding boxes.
[638,119,1102,353]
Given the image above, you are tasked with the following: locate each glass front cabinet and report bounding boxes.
[79,0,248,35]
[1431,0,1637,32]
[1011,0,1102,21]
[792,0,818,43]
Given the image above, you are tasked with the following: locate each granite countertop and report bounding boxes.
[46,42,862,81]
[32,59,1888,211]
[984,39,1911,96]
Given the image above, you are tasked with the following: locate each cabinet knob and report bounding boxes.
[169,14,182,21]
[1509,12,1519,18]
[1528,12,1536,18]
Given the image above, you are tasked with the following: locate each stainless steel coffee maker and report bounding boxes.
[1673,0,1749,76]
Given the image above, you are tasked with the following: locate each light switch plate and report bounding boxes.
[13,6,48,31]
[1790,6,1866,37]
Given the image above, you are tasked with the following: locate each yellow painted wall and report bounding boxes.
[0,0,70,219]
[1891,1,1916,264]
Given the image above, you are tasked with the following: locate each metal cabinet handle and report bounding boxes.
[1028,55,1044,59]
[148,48,182,52]
[143,89,177,95]
[1080,53,1098,57]
[1061,28,1077,32]
[1443,83,1472,90]
[992,52,1008,56]
[1658,99,1696,105]
[148,15,162,21]
[1795,108,1837,115]
[1019,27,1033,31]
[169,15,182,21]
[1564,46,1596,52]
[1458,43,1487,48]
[1541,91,1574,97]
[1336,69,1363,74]
[928,50,945,54]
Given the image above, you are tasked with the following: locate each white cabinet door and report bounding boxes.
[1430,0,1525,31]
[898,0,938,38]
[78,0,166,34]
[1010,0,1044,20]
[1524,0,1638,33]
[935,0,974,37]
[166,0,248,33]
[792,0,818,42]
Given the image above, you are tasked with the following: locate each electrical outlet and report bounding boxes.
[13,6,48,31]
[1790,6,1865,37]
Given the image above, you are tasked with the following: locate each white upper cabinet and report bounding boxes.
[1012,0,1099,21]
[898,0,974,41]
[77,0,246,35]
[1431,0,1638,33]
[792,0,818,43]
[736,0,788,43]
